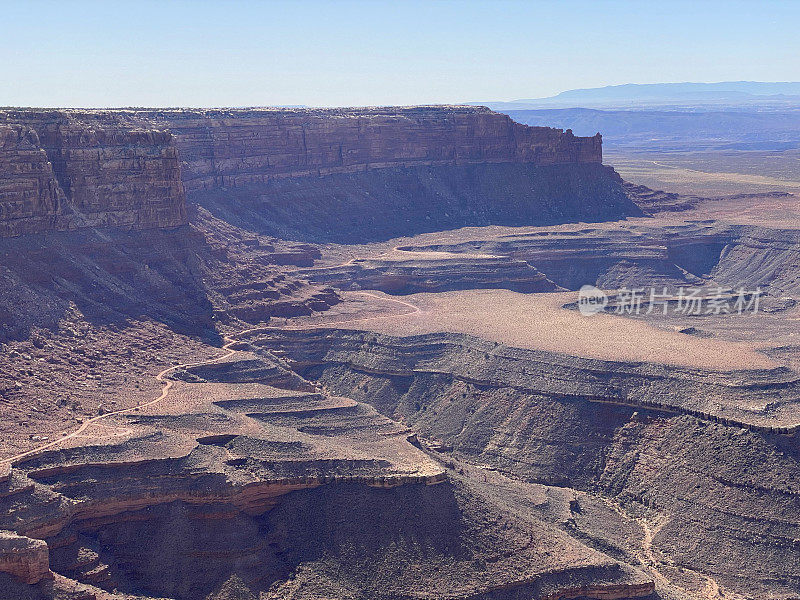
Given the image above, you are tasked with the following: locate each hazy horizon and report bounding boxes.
[4,0,800,108]
[6,79,800,111]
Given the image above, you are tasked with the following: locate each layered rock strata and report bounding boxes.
[0,202,344,341]
[0,107,633,241]
[0,349,654,600]
[141,106,603,190]
[0,111,187,237]
[384,219,800,295]
[150,106,629,242]
[189,161,637,243]
[255,327,800,599]
[300,251,562,294]
[0,530,51,585]
[0,124,66,236]
[256,328,800,435]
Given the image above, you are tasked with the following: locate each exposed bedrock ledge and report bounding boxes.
[255,329,800,598]
[0,456,655,600]
[0,125,66,237]
[299,254,563,295]
[144,105,604,191]
[0,343,655,599]
[254,328,800,433]
[0,530,51,585]
[398,220,800,295]
[8,458,445,541]
[155,106,631,243]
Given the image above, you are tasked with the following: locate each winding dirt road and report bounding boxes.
[1,292,420,465]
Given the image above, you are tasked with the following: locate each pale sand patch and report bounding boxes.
[332,289,776,371]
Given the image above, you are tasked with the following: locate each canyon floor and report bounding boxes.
[2,190,800,600]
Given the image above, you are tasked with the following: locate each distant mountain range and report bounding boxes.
[470,82,800,110]
[503,107,800,152]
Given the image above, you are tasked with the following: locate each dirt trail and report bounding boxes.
[600,497,732,600]
[1,340,240,464]
[1,292,420,465]
[640,516,727,599]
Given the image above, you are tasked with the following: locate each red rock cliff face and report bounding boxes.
[142,106,602,192]
[0,110,187,237]
[0,125,66,237]
[0,106,604,238]
[0,531,51,585]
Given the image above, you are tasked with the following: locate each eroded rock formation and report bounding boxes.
[0,111,187,237]
[0,107,634,241]
[254,328,800,433]
[255,326,800,599]
[0,349,654,600]
[0,530,51,585]
[142,106,603,190]
[0,125,65,237]
[299,251,562,294]
[5,103,795,599]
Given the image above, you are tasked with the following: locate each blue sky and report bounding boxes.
[3,0,799,107]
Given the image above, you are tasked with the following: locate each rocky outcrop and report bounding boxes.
[193,161,639,243]
[33,114,186,231]
[300,251,562,294]
[253,328,800,433]
[157,107,629,243]
[395,223,719,290]
[258,327,800,599]
[382,219,800,297]
[0,205,342,341]
[622,181,697,214]
[150,106,629,243]
[0,125,65,237]
[0,531,51,584]
[0,348,654,600]
[0,110,187,237]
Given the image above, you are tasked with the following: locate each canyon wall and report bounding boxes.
[148,106,618,242]
[0,107,617,240]
[142,106,602,191]
[255,328,800,598]
[0,124,66,237]
[0,347,653,600]
[0,110,187,237]
[0,531,50,585]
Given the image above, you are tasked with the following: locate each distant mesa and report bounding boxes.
[0,105,638,242]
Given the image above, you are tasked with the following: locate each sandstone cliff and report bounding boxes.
[0,110,187,237]
[140,106,602,191]
[0,124,65,236]
[146,106,626,242]
[0,107,633,241]
[0,530,51,585]
[192,161,637,243]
